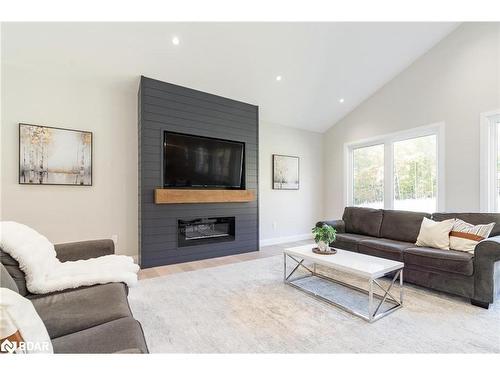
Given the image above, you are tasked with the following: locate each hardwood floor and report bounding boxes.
[138,240,312,280]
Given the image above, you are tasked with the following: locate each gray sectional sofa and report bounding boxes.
[0,239,148,354]
[318,207,500,309]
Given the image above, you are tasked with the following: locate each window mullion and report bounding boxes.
[384,141,393,209]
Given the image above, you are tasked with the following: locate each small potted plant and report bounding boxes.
[311,224,337,254]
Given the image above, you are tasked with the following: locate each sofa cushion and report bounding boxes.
[404,246,474,276]
[380,210,430,243]
[52,317,148,354]
[316,220,345,233]
[332,233,374,252]
[0,249,28,296]
[342,207,383,237]
[358,238,413,261]
[31,282,132,339]
[432,212,500,237]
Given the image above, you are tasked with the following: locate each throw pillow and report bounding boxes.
[0,288,53,353]
[415,217,455,250]
[450,219,495,252]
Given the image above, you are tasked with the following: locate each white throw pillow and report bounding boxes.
[450,219,495,253]
[0,288,53,354]
[415,217,455,250]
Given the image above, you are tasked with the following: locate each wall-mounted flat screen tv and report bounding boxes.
[163,131,245,189]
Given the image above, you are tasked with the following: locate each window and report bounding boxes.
[393,135,437,213]
[480,110,500,212]
[352,144,384,208]
[346,123,444,213]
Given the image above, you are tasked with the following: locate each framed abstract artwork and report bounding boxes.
[19,123,93,186]
[272,154,299,190]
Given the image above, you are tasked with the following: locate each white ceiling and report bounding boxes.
[2,22,459,132]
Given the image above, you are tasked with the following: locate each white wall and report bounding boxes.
[1,64,139,256]
[323,22,500,219]
[259,123,323,245]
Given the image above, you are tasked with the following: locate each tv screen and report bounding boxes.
[163,132,245,189]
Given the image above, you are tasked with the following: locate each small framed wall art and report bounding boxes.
[19,123,93,186]
[272,154,299,190]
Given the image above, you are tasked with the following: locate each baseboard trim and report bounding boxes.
[260,233,313,247]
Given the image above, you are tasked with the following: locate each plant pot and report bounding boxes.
[317,240,329,252]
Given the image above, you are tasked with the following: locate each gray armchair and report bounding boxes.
[1,239,148,353]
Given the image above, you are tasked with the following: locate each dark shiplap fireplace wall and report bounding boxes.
[138,76,259,268]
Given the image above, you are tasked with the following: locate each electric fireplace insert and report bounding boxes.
[178,217,236,247]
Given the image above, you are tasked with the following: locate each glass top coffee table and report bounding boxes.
[284,244,404,322]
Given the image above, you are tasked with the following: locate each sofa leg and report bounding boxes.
[471,299,490,309]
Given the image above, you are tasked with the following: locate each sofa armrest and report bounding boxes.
[54,239,115,262]
[473,235,500,304]
[316,219,345,233]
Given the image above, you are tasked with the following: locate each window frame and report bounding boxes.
[480,110,500,212]
[344,122,445,212]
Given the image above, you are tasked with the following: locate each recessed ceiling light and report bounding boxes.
[275,75,282,81]
[172,36,180,46]
[339,98,345,103]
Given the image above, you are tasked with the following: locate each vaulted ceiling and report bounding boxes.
[2,22,459,132]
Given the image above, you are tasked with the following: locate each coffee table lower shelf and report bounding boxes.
[283,253,403,323]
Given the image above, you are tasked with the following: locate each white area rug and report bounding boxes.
[129,255,500,353]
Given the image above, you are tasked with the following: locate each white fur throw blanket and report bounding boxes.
[1,288,53,353]
[0,221,139,294]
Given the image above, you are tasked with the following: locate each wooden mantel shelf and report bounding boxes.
[154,188,256,204]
